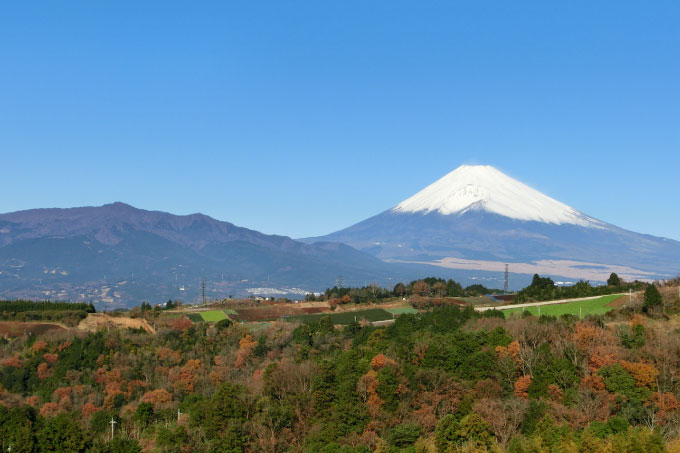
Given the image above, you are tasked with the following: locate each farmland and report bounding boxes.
[181,310,234,323]
[500,294,626,318]
[385,306,419,315]
[199,310,229,322]
[285,308,394,325]
[171,302,419,326]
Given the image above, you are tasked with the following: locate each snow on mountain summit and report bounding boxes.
[392,165,605,228]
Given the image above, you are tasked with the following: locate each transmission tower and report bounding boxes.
[504,264,509,294]
[200,278,207,305]
[336,275,344,288]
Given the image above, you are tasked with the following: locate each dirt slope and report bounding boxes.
[78,313,155,333]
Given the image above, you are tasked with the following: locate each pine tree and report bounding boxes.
[643,284,662,311]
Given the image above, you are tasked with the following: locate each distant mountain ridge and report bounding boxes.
[0,203,404,307]
[307,165,680,282]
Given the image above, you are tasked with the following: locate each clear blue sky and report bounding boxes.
[1,1,678,239]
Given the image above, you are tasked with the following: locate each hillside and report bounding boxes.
[0,203,399,307]
[1,287,680,451]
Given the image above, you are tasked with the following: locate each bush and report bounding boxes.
[215,318,232,330]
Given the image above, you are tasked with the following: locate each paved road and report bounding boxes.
[474,293,631,312]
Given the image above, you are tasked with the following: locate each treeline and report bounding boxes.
[307,278,502,303]
[514,273,645,303]
[308,272,652,307]
[0,300,95,313]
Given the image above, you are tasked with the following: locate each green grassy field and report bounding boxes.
[286,308,393,325]
[199,310,229,322]
[386,306,419,315]
[501,294,623,318]
[187,313,203,323]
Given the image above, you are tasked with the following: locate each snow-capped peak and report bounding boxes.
[392,165,604,228]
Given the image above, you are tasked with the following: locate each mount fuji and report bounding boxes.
[307,165,680,282]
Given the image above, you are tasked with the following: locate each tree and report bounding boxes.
[474,397,528,447]
[607,273,621,286]
[456,413,493,449]
[389,424,422,447]
[435,414,459,452]
[432,281,446,298]
[412,281,429,297]
[133,402,154,427]
[643,284,662,311]
[446,279,464,297]
[200,383,248,438]
[37,413,91,452]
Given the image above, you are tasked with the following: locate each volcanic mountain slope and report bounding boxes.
[0,203,399,306]
[308,165,680,282]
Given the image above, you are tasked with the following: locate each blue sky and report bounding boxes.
[1,1,678,239]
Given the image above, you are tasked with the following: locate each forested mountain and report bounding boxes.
[0,203,399,306]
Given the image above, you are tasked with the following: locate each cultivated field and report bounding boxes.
[500,294,626,318]
[285,308,394,325]
[172,302,420,326]
[199,310,229,322]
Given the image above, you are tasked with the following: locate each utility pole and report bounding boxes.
[504,264,509,294]
[110,417,117,440]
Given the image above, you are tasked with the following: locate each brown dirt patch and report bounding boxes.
[78,314,155,333]
[606,296,630,308]
[233,306,310,322]
[494,294,516,302]
[0,321,67,337]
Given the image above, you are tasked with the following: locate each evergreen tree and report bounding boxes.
[643,284,662,311]
[607,273,621,286]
